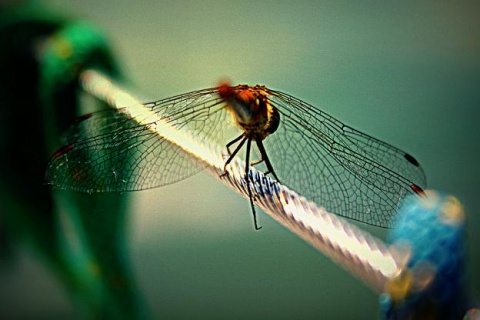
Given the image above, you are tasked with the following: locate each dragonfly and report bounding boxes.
[46,81,427,229]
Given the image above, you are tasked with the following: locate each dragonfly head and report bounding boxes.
[219,81,279,138]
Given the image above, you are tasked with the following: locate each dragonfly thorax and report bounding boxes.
[219,83,280,140]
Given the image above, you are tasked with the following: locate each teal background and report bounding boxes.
[1,1,479,318]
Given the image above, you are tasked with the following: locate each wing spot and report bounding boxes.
[410,184,426,197]
[404,153,420,167]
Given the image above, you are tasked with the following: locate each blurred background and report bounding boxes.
[0,1,479,319]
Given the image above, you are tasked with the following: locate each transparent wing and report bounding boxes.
[261,89,427,227]
[46,85,427,227]
[45,87,237,192]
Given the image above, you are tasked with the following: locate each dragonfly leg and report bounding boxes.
[248,191,261,230]
[225,134,245,156]
[250,158,264,166]
[221,135,247,176]
[245,137,262,230]
[255,139,280,183]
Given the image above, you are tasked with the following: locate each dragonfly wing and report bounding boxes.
[264,90,426,227]
[46,109,205,192]
[338,126,426,190]
[46,88,238,192]
[147,88,238,148]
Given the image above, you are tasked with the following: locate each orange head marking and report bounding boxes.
[237,89,255,105]
[219,82,256,105]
